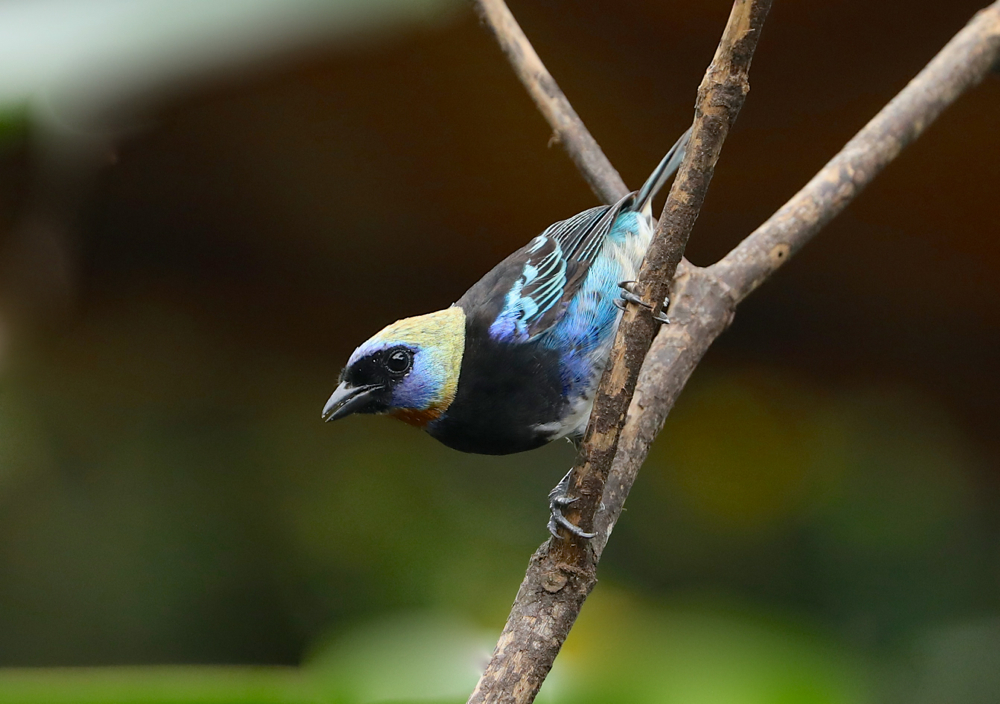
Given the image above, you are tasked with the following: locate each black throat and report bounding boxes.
[427,318,567,455]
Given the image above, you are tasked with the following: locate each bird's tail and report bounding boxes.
[632,127,692,215]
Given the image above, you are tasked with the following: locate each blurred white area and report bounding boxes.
[0,0,459,129]
[0,0,460,345]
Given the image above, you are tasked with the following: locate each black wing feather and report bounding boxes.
[457,193,634,342]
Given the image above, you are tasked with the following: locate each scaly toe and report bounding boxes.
[548,510,596,540]
[619,290,652,309]
[547,469,595,540]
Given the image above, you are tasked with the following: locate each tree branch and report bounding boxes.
[473,0,628,203]
[468,2,772,702]
[711,0,1000,301]
[567,0,771,541]
[469,0,1000,702]
[592,260,735,555]
[596,0,1000,558]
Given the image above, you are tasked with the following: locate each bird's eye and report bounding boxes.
[385,348,413,375]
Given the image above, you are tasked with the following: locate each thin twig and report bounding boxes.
[467,2,772,702]
[473,0,628,203]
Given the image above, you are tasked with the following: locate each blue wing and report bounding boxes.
[464,130,690,345]
[484,195,632,343]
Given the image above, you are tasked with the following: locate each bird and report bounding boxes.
[323,129,689,537]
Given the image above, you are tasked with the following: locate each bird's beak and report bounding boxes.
[322,382,381,422]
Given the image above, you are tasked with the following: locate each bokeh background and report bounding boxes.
[0,0,998,702]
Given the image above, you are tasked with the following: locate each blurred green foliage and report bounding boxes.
[0,289,997,702]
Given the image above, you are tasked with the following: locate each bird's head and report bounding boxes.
[322,307,466,427]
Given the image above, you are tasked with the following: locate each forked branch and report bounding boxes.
[470,0,1000,702]
[712,1,1000,301]
[598,0,1000,552]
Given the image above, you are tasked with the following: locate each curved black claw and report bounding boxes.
[619,289,648,307]
[547,469,596,540]
[616,281,671,325]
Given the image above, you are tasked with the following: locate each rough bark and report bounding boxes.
[469,2,772,702]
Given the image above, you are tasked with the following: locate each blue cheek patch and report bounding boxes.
[391,353,444,411]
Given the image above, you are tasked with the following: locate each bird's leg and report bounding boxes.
[615,281,670,324]
[548,468,596,539]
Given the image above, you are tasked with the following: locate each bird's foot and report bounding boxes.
[547,469,596,540]
[615,281,670,324]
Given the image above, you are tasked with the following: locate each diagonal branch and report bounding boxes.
[711,0,1000,301]
[565,0,771,542]
[473,0,628,203]
[468,2,772,703]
